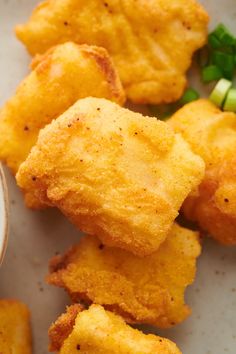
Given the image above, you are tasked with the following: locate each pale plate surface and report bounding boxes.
[0,1,236,353]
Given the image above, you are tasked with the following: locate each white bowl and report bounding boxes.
[0,164,8,264]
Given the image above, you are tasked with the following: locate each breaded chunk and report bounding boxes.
[49,304,84,352]
[0,42,125,175]
[0,300,32,354]
[17,98,204,256]
[47,224,201,328]
[15,0,209,104]
[49,304,182,353]
[169,99,236,244]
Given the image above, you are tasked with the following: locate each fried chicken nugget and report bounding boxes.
[0,300,32,354]
[49,304,182,353]
[16,98,204,256]
[15,0,209,104]
[169,99,236,244]
[0,42,125,175]
[49,304,84,352]
[48,224,201,328]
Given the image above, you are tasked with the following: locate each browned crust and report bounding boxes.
[30,44,58,70]
[49,246,77,275]
[30,43,126,105]
[46,230,196,328]
[47,253,166,326]
[183,165,236,245]
[48,304,83,352]
[81,45,126,104]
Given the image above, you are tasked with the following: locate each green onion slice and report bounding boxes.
[209,78,232,107]
[212,51,235,72]
[179,88,199,105]
[202,65,223,83]
[208,33,222,49]
[211,23,236,46]
[224,88,236,112]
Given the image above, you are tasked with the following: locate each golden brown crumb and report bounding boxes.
[0,42,125,178]
[17,98,204,255]
[49,304,83,352]
[15,0,209,104]
[169,99,236,244]
[0,299,32,354]
[49,304,182,353]
[47,224,201,328]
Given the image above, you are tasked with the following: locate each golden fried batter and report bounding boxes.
[48,224,201,328]
[169,99,236,244]
[17,98,204,256]
[16,0,209,104]
[49,304,84,352]
[49,304,182,353]
[0,42,125,175]
[0,300,32,354]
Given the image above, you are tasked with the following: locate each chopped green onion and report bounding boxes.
[224,88,236,112]
[223,68,235,80]
[209,79,232,107]
[179,88,199,105]
[208,33,222,49]
[202,65,223,83]
[212,51,235,72]
[211,23,236,46]
[211,51,235,79]
[219,46,235,55]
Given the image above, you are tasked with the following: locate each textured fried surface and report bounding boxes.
[49,305,182,353]
[0,42,125,176]
[48,224,201,328]
[49,304,83,352]
[17,98,204,256]
[16,0,209,104]
[0,300,32,354]
[169,99,236,244]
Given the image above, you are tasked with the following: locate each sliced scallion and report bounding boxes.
[208,33,222,49]
[202,65,223,83]
[212,23,236,46]
[212,51,235,72]
[223,68,235,80]
[179,88,199,105]
[223,88,236,112]
[209,78,232,107]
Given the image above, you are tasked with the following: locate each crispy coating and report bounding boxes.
[0,42,125,176]
[17,98,204,256]
[0,300,32,354]
[16,0,209,104]
[49,304,182,353]
[48,224,201,328]
[47,225,201,328]
[169,99,236,244]
[49,304,84,352]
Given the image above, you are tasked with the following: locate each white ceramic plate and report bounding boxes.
[0,165,8,265]
[0,1,236,354]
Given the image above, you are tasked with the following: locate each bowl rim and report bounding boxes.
[0,164,9,265]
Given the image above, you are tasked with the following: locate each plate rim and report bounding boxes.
[0,164,9,265]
